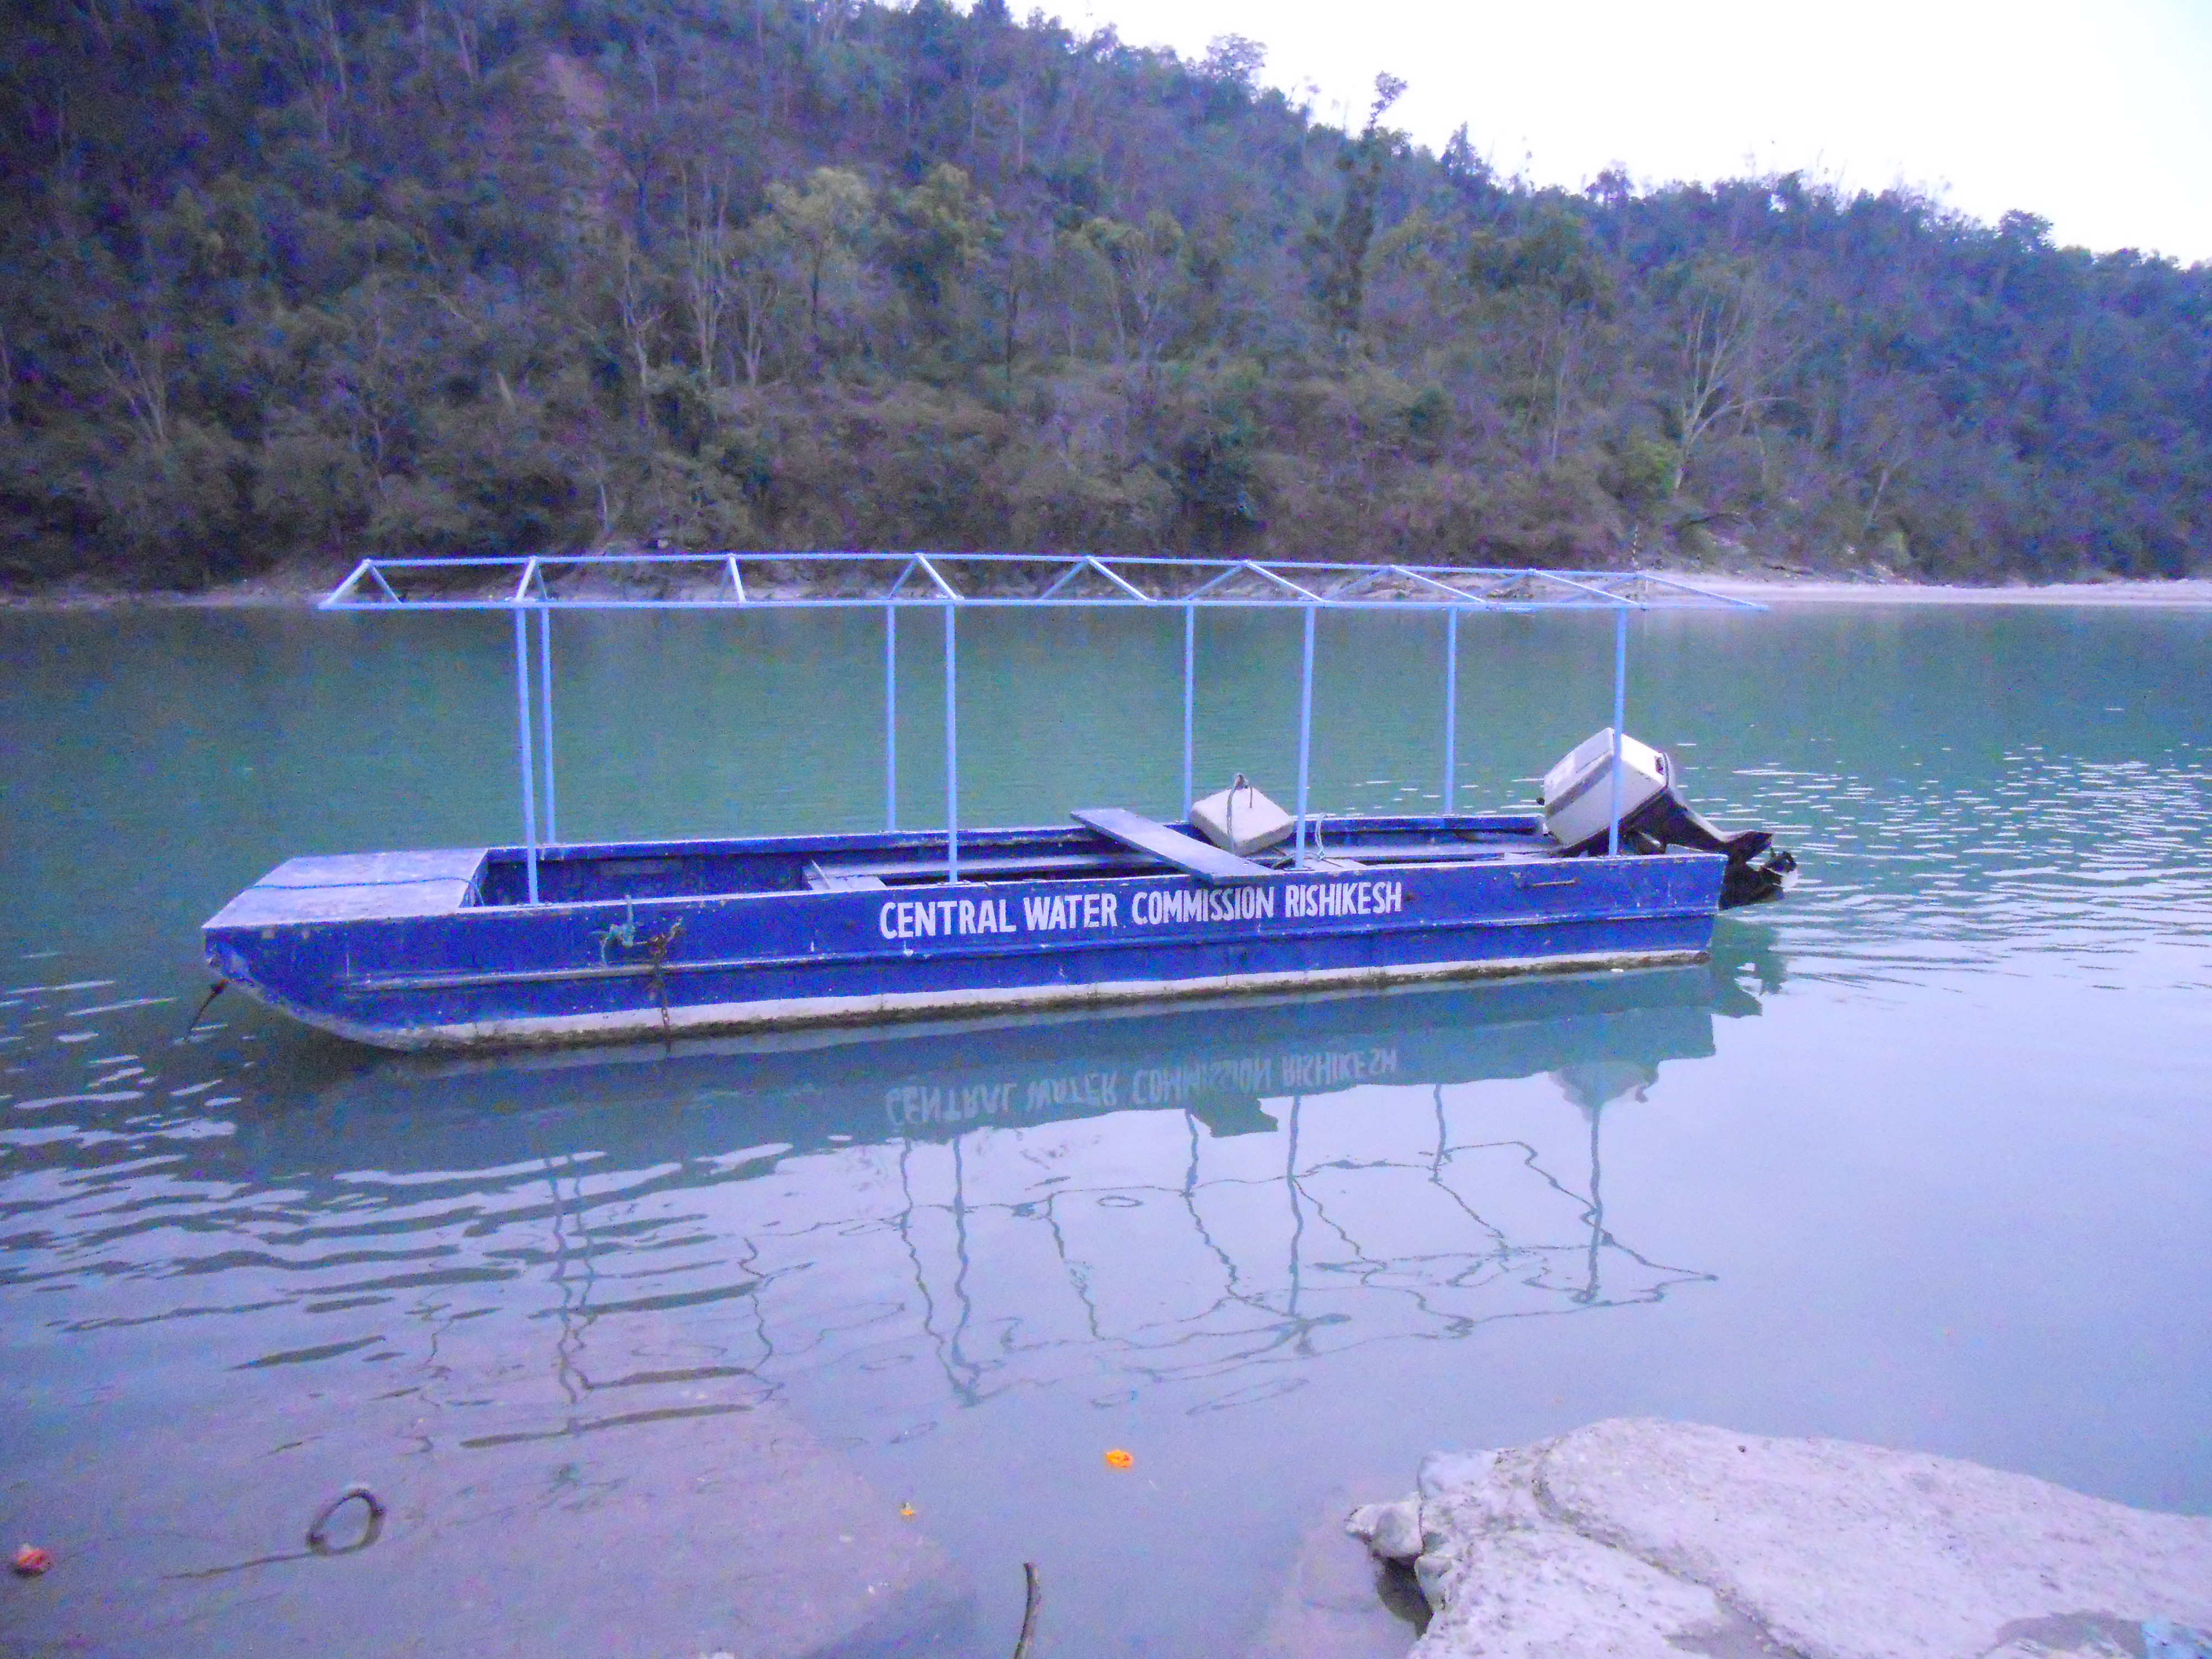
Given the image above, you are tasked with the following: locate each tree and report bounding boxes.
[981,207,1053,390]
[75,231,180,453]
[1465,205,1615,466]
[607,231,664,428]
[1077,210,1185,368]
[1307,72,1405,341]
[765,168,873,362]
[676,163,737,387]
[0,0,2204,586]
[1657,259,1782,498]
[729,221,784,388]
[888,163,989,350]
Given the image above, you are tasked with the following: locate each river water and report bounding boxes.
[2,601,2209,1656]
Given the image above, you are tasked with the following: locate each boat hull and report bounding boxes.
[203,821,1730,1052]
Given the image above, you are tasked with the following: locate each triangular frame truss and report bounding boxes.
[323,552,1759,613]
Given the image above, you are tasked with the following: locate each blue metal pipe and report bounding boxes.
[1295,604,1316,864]
[943,601,958,884]
[537,605,556,844]
[1442,606,1458,813]
[513,609,539,904]
[1606,608,1628,858]
[1182,603,1195,816]
[885,603,898,831]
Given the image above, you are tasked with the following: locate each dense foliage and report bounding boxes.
[4,0,2208,589]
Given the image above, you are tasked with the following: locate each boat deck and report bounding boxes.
[205,849,488,927]
[206,815,1559,929]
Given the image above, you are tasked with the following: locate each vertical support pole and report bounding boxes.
[513,609,539,904]
[1181,602,1196,817]
[1285,1093,1305,1317]
[885,603,898,832]
[943,601,959,884]
[1294,603,1316,865]
[537,604,556,845]
[1442,605,1459,818]
[1606,607,1628,858]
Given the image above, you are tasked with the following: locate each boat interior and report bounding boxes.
[471,812,1557,907]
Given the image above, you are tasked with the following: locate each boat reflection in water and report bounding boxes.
[265,936,1775,1423]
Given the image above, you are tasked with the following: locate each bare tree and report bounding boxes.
[609,233,662,426]
[1077,210,1185,368]
[731,226,782,389]
[79,243,176,452]
[440,0,479,84]
[1836,362,1938,545]
[327,276,411,476]
[1663,262,1780,497]
[281,0,351,148]
[90,321,173,450]
[676,163,734,385]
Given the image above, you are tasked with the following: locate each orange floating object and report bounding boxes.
[898,1503,915,1520]
[12,1546,51,1577]
[1103,1448,1134,1470]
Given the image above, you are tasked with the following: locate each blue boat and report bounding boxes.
[201,555,1791,1051]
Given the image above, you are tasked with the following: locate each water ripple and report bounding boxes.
[2,606,2209,1659]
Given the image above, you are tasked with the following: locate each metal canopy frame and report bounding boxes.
[322,552,1762,905]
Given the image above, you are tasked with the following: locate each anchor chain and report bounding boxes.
[593,899,684,1035]
[643,918,682,1036]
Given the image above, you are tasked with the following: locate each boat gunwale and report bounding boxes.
[206,813,1568,930]
[233,944,1719,1052]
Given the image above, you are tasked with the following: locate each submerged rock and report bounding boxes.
[1348,1419,2212,1659]
[0,1318,972,1658]
[1248,1484,1432,1659]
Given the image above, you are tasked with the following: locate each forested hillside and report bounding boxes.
[4,0,2209,589]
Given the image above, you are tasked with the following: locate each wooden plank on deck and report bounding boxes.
[1070,807,1273,885]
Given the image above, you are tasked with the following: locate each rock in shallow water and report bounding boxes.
[1348,1418,2212,1659]
[1247,1486,1432,1659]
[0,1318,971,1659]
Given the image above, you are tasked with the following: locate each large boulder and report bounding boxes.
[1349,1419,2212,1659]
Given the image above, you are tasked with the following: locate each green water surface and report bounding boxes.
[2,603,2208,1656]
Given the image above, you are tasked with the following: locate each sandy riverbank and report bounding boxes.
[1661,571,2212,607]
[0,564,353,611]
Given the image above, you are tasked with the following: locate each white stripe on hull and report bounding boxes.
[238,947,1709,1053]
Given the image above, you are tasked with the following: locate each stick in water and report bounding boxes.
[178,980,226,1041]
[1011,1562,1041,1658]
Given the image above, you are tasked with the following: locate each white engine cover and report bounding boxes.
[1542,729,1668,853]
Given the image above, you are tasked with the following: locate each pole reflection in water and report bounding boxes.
[0,937,1780,1493]
[1552,1061,1657,1306]
[233,953,1767,1437]
[0,925,1778,1653]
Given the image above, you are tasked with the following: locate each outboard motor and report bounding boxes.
[1541,730,1796,909]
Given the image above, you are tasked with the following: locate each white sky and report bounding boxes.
[1059,0,2212,264]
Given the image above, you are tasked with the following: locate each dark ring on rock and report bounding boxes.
[306,1485,386,1556]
